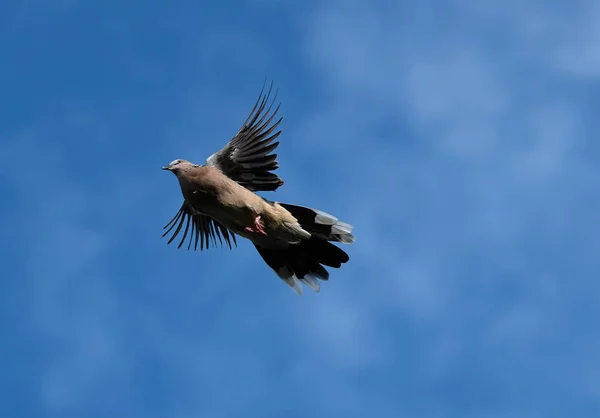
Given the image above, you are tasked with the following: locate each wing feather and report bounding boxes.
[205,80,284,192]
[162,202,237,251]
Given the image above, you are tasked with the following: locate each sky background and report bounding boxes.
[1,0,599,417]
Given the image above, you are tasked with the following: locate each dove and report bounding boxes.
[162,82,354,295]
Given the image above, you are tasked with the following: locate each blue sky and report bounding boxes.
[1,0,599,417]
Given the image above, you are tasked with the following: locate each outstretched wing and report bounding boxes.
[205,81,284,192]
[162,202,237,251]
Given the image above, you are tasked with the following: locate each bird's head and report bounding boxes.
[161,159,198,174]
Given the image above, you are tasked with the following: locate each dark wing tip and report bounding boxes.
[206,80,285,192]
[162,203,238,252]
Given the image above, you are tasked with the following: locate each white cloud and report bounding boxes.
[552,2,600,77]
[292,0,600,400]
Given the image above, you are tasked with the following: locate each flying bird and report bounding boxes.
[161,82,355,295]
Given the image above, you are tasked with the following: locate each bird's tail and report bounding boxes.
[253,203,355,295]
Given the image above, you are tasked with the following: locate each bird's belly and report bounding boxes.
[185,191,258,229]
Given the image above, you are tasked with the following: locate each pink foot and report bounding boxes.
[244,215,267,235]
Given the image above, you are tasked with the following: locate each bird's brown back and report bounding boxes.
[178,165,268,228]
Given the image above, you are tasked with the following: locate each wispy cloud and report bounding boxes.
[285,0,600,414]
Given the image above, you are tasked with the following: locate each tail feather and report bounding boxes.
[254,203,354,295]
[279,203,356,244]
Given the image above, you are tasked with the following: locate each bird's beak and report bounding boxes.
[161,166,170,171]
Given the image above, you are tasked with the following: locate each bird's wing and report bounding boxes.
[205,81,284,192]
[162,201,237,251]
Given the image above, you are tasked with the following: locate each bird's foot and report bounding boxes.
[244,215,267,235]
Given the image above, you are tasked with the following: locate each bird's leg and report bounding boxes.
[244,215,267,235]
[255,216,267,235]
